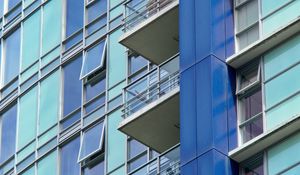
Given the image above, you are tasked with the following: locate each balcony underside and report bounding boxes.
[119,87,180,153]
[120,0,179,65]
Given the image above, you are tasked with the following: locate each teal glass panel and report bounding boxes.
[282,165,300,175]
[42,0,62,55]
[264,34,300,80]
[22,9,41,71]
[263,0,300,36]
[38,126,57,147]
[265,63,300,109]
[268,132,300,175]
[107,110,126,172]
[108,80,125,100]
[18,86,38,149]
[110,0,121,9]
[24,0,35,8]
[20,62,39,83]
[17,141,35,163]
[37,151,57,175]
[261,0,287,17]
[41,47,60,67]
[266,93,300,130]
[110,5,122,20]
[108,166,125,175]
[39,71,60,134]
[108,29,126,87]
[20,166,35,175]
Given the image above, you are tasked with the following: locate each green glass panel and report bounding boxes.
[108,80,125,100]
[38,126,57,147]
[263,0,300,36]
[108,166,125,175]
[107,110,126,172]
[20,166,35,175]
[264,34,300,81]
[108,29,126,87]
[110,0,122,9]
[22,9,41,71]
[24,0,35,8]
[17,141,36,163]
[37,151,57,175]
[110,5,122,20]
[18,86,38,149]
[39,71,60,134]
[261,0,287,17]
[283,165,300,175]
[42,0,62,55]
[266,93,300,130]
[265,63,300,109]
[41,46,60,67]
[20,62,39,83]
[268,132,300,175]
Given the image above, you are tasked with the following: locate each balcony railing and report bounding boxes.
[129,144,180,175]
[123,53,179,118]
[124,0,177,31]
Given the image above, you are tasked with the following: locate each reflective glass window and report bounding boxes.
[37,151,57,175]
[63,55,82,117]
[22,9,41,71]
[42,0,62,55]
[129,54,148,75]
[79,122,105,161]
[81,40,106,79]
[128,139,147,159]
[83,158,104,175]
[18,86,38,149]
[87,0,107,23]
[39,71,60,134]
[0,104,17,164]
[66,0,83,37]
[4,28,20,85]
[85,75,106,102]
[7,0,21,11]
[60,137,80,175]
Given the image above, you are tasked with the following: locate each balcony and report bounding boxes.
[130,144,180,175]
[119,0,179,64]
[119,54,180,153]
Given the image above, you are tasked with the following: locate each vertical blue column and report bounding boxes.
[179,0,238,174]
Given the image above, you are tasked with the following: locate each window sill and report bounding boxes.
[229,114,300,162]
[227,16,300,68]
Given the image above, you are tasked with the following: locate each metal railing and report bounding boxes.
[123,53,179,118]
[129,144,180,175]
[124,0,177,31]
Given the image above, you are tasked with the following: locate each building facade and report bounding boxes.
[0,0,299,175]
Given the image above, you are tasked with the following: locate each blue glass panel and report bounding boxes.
[4,28,20,84]
[85,76,106,102]
[66,0,83,37]
[81,40,106,78]
[8,0,21,10]
[60,137,80,175]
[0,104,17,164]
[129,55,148,75]
[83,159,104,175]
[128,139,147,159]
[79,122,104,160]
[85,95,105,114]
[0,1,3,17]
[87,0,107,23]
[63,55,82,117]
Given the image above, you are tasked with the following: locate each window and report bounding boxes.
[86,0,107,23]
[0,103,17,164]
[37,151,58,175]
[127,139,148,173]
[66,0,84,37]
[241,153,264,175]
[60,137,80,175]
[63,55,83,117]
[7,0,21,11]
[3,27,21,85]
[83,156,104,175]
[128,53,149,82]
[78,121,105,162]
[81,40,107,79]
[237,61,263,144]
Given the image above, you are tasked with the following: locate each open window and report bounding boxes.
[78,121,105,162]
[80,39,107,79]
[237,60,263,144]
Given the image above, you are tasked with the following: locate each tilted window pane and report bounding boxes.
[87,0,107,23]
[0,104,17,164]
[60,137,80,175]
[241,153,264,175]
[37,151,57,175]
[18,86,38,149]
[22,9,41,71]
[81,40,106,78]
[39,71,60,134]
[79,122,105,161]
[85,75,106,102]
[4,28,20,85]
[66,0,83,37]
[83,159,104,175]
[239,64,259,90]
[63,55,82,117]
[42,0,62,55]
